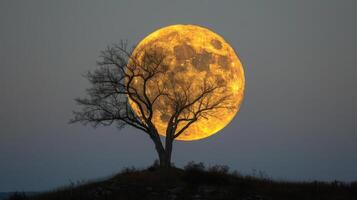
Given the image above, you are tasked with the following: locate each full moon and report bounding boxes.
[129,24,245,141]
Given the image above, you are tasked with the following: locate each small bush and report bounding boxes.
[184,161,205,172]
[120,166,137,174]
[8,192,28,200]
[232,170,243,178]
[208,165,229,174]
[147,159,160,171]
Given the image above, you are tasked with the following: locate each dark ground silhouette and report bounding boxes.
[7,162,357,200]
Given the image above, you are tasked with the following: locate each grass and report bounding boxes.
[8,161,357,200]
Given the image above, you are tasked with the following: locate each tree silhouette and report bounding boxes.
[71,41,234,168]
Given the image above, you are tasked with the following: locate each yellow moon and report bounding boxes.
[129,24,245,141]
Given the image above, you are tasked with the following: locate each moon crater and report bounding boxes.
[211,39,222,49]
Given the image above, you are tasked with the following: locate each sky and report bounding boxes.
[1,0,357,192]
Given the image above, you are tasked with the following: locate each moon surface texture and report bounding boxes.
[129,24,245,141]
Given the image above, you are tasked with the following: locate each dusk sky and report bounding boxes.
[1,0,357,192]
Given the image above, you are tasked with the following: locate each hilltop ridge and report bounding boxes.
[7,162,357,200]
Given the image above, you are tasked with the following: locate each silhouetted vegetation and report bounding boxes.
[8,192,28,200]
[7,162,357,200]
[71,41,235,168]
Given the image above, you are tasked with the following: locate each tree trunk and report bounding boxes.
[158,151,170,168]
[157,150,167,167]
[149,130,166,167]
[155,144,172,168]
[156,151,172,168]
[161,134,173,168]
[154,138,173,168]
[149,128,174,168]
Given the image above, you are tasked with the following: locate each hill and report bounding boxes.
[1,192,38,200]
[7,162,357,200]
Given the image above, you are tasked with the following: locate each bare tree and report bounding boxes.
[71,41,234,168]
